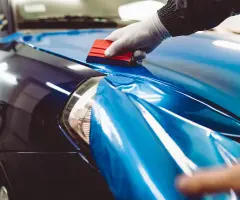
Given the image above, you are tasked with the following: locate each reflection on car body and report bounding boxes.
[0,0,239,200]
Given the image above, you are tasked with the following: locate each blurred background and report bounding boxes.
[0,0,239,36]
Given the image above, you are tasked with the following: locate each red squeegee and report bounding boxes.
[86,40,134,66]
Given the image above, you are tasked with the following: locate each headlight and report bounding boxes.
[61,76,104,145]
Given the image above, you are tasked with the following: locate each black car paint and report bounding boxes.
[18,18,118,30]
[0,43,113,199]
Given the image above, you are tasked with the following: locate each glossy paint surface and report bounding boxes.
[15,29,240,118]
[91,75,240,200]
[1,29,240,199]
[0,45,112,199]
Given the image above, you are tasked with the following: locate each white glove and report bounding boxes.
[105,13,170,60]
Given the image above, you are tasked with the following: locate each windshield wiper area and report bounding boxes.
[18,15,118,29]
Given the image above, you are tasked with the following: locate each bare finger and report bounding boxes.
[176,165,240,196]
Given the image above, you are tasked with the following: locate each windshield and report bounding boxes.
[14,0,167,23]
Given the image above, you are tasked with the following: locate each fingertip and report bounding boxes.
[105,39,125,57]
[104,36,112,41]
[105,34,114,42]
[105,48,112,57]
[133,50,146,60]
[142,52,147,59]
[105,29,122,41]
[176,175,190,192]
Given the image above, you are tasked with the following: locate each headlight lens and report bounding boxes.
[61,76,104,145]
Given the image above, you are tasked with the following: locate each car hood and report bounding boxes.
[13,29,240,118]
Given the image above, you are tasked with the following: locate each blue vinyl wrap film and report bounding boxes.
[1,29,240,199]
[90,76,240,200]
[8,29,240,117]
[0,32,23,43]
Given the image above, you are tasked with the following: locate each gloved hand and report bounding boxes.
[105,13,170,60]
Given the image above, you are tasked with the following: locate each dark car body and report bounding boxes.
[0,44,114,199]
